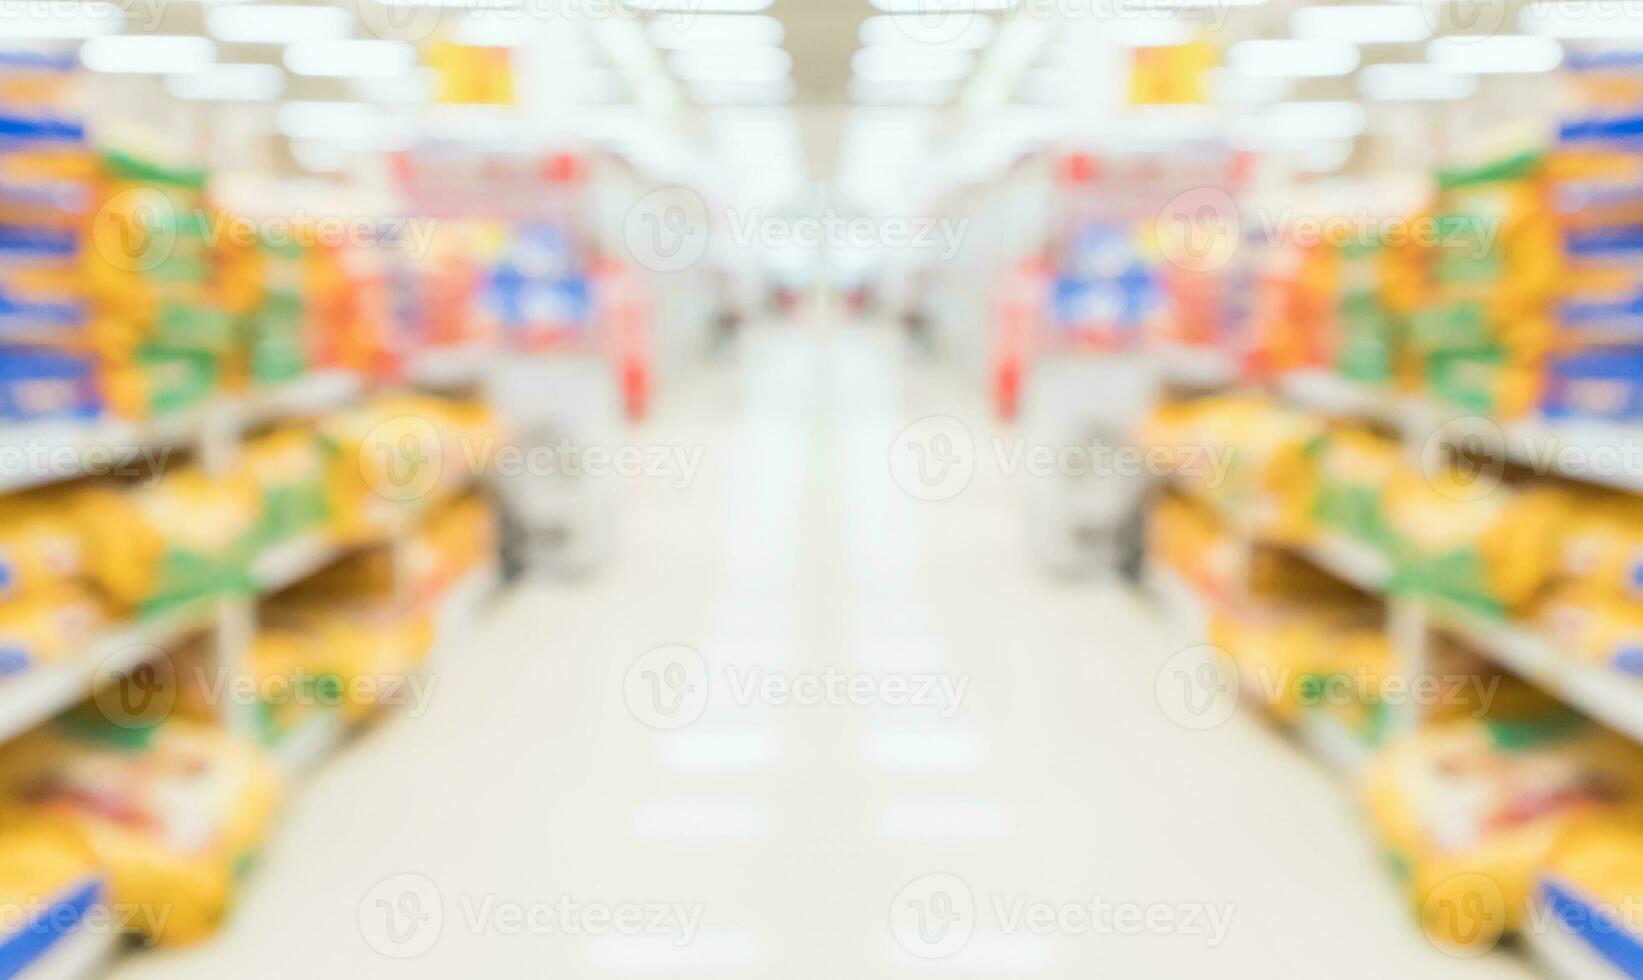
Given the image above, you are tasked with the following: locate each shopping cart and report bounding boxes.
[483,353,619,577]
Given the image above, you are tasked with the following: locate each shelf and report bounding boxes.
[235,371,363,431]
[1427,599,1643,746]
[1151,344,1239,389]
[1295,532,1394,595]
[1278,370,1410,429]
[1500,417,1643,496]
[0,600,217,746]
[19,918,120,980]
[251,531,348,596]
[272,710,348,779]
[403,344,493,389]
[1522,897,1631,980]
[0,371,363,499]
[1295,711,1371,777]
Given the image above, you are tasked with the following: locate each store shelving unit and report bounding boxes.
[1159,364,1643,757]
[0,367,497,756]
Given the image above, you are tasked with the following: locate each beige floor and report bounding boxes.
[113,326,1533,979]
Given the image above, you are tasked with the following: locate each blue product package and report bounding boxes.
[1543,348,1643,422]
[0,345,101,423]
[1537,878,1643,979]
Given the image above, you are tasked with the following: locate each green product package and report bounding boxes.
[134,345,217,415]
[1425,348,1509,415]
[1412,302,1493,353]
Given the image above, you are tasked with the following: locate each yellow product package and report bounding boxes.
[1384,471,1567,612]
[0,819,107,971]
[79,468,260,611]
[1536,823,1643,974]
[1539,584,1643,677]
[318,396,499,538]
[262,601,433,721]
[0,585,104,677]
[1364,716,1643,951]
[0,718,280,946]
[0,495,87,603]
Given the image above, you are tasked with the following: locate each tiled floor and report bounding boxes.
[114,326,1532,978]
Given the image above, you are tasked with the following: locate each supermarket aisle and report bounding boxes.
[112,326,1529,979]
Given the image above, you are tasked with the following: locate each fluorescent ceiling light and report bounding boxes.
[1427,35,1562,74]
[208,5,352,43]
[81,35,216,73]
[858,14,995,47]
[1209,68,1292,105]
[1359,62,1477,100]
[451,13,536,46]
[380,0,517,6]
[1122,0,1266,11]
[1226,39,1359,77]
[648,14,783,48]
[165,62,285,100]
[869,0,1011,10]
[688,77,795,104]
[1111,17,1191,47]
[284,38,415,76]
[848,77,955,105]
[852,46,974,81]
[277,100,386,138]
[1520,1,1643,38]
[1256,100,1367,140]
[668,46,791,81]
[1290,5,1430,43]
[629,0,772,10]
[0,0,122,38]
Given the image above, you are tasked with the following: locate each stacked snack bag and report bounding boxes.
[1311,427,1402,551]
[85,149,231,420]
[0,820,107,972]
[78,467,262,617]
[0,49,101,425]
[1246,232,1333,379]
[1365,706,1643,953]
[0,490,104,678]
[1536,823,1643,973]
[0,707,280,946]
[318,394,499,539]
[1536,485,1643,677]
[1331,228,1425,388]
[216,221,310,386]
[1545,49,1643,422]
[1410,151,1559,419]
[1144,394,1323,540]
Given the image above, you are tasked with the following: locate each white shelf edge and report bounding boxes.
[0,371,365,499]
[1522,897,1633,980]
[1297,532,1394,595]
[0,601,217,746]
[1427,600,1643,747]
